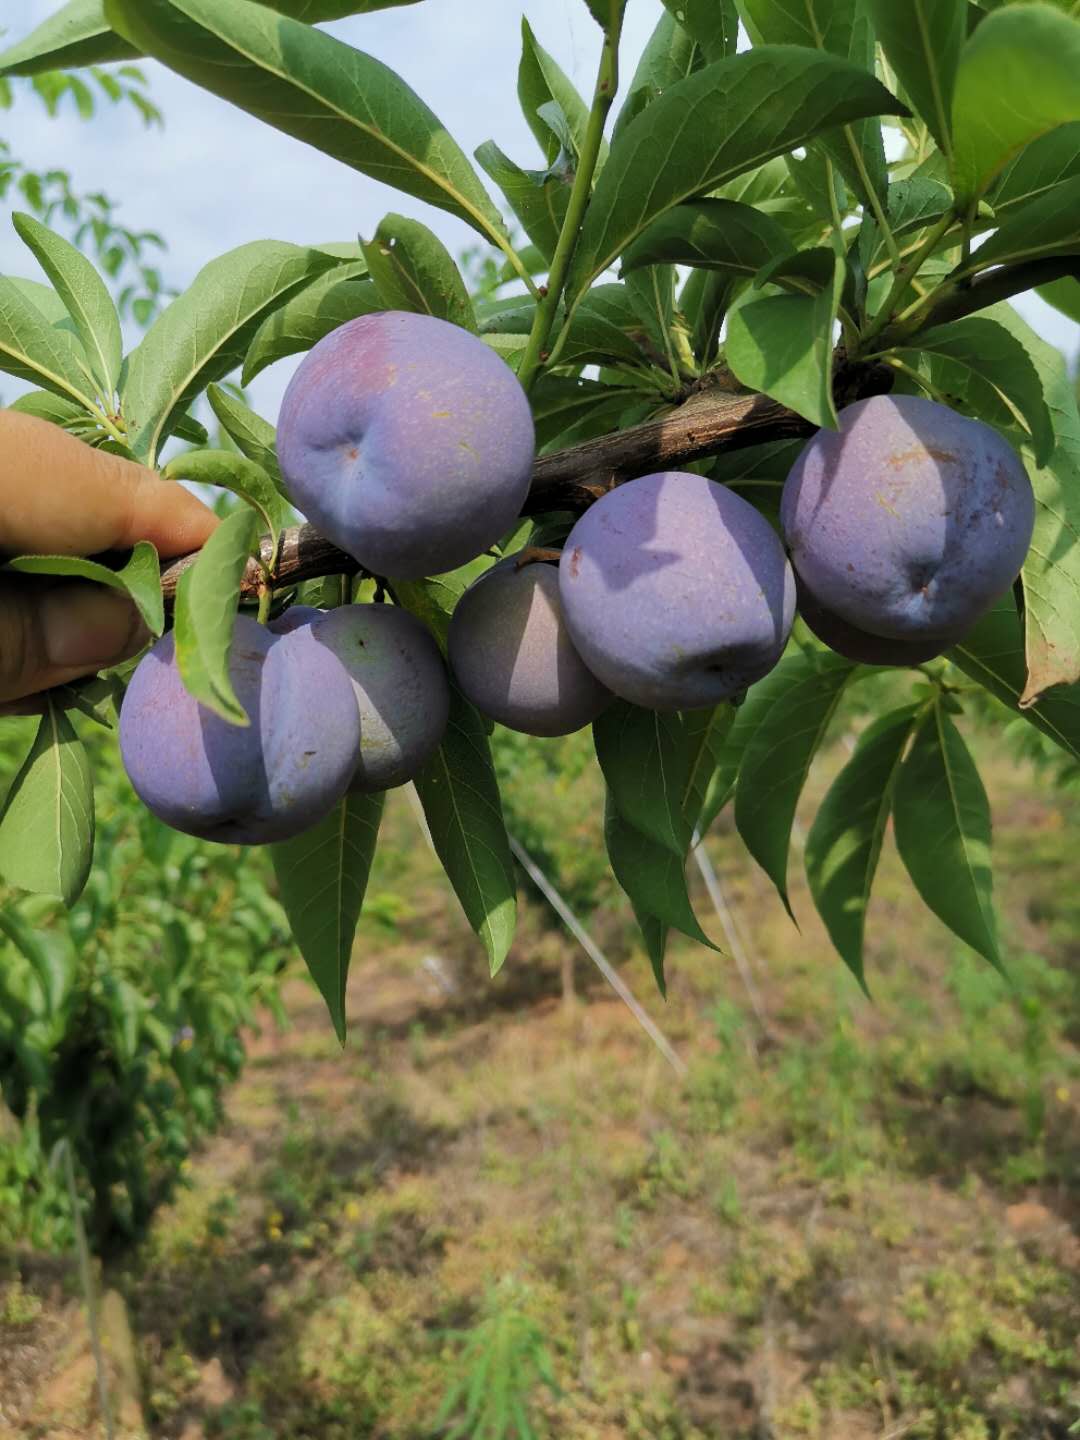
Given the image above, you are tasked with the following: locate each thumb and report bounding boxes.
[0,580,150,708]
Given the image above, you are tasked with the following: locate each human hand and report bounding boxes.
[0,410,218,710]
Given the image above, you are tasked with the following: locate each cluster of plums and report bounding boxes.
[119,311,1035,845]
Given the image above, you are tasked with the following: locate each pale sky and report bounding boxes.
[2,0,1077,430]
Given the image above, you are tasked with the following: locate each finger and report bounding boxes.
[0,410,219,559]
[0,579,150,705]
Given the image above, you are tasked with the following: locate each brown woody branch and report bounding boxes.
[159,362,893,604]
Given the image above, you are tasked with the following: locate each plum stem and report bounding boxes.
[516,7,624,394]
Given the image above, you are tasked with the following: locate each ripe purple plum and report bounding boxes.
[448,557,612,736]
[119,615,361,844]
[311,604,450,791]
[269,604,324,634]
[277,311,535,580]
[781,394,1034,641]
[559,471,795,710]
[796,576,963,666]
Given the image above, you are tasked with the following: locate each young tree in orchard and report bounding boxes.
[1,0,1080,1039]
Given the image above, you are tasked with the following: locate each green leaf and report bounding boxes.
[104,0,508,246]
[361,214,476,332]
[621,198,794,278]
[965,173,1080,273]
[726,251,846,429]
[882,175,955,242]
[660,0,740,60]
[735,651,856,916]
[613,9,701,143]
[0,1,138,74]
[262,0,423,15]
[162,449,288,551]
[6,542,164,638]
[683,703,737,837]
[892,699,1000,967]
[872,0,967,157]
[1037,275,1080,325]
[271,790,384,1044]
[603,791,715,951]
[892,316,1053,465]
[528,376,637,451]
[948,594,1080,764]
[682,269,740,368]
[739,0,889,213]
[624,266,678,364]
[485,285,647,367]
[566,46,904,303]
[206,384,285,491]
[0,699,94,907]
[989,121,1080,221]
[990,304,1080,703]
[242,270,379,385]
[0,275,98,410]
[173,506,259,724]
[413,685,517,974]
[8,390,90,429]
[951,2,1080,201]
[518,17,594,165]
[120,239,340,464]
[805,704,921,987]
[474,141,570,264]
[594,703,689,856]
[13,212,123,399]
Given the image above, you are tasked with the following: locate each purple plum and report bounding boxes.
[310,604,450,791]
[448,557,612,736]
[277,311,535,580]
[269,604,325,634]
[796,576,963,665]
[119,615,361,844]
[781,394,1034,641]
[558,471,796,710]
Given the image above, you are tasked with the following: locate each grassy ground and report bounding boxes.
[2,731,1079,1439]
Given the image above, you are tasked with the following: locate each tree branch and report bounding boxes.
[159,362,894,603]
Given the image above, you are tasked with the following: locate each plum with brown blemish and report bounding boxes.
[781,395,1034,642]
[448,556,612,736]
[276,311,535,580]
[558,471,795,710]
[119,615,361,844]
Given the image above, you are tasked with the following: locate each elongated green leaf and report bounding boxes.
[613,9,701,143]
[726,252,845,429]
[263,0,423,15]
[949,595,1080,763]
[0,276,97,409]
[361,214,476,332]
[805,704,921,987]
[739,0,888,212]
[271,790,384,1044]
[13,212,123,400]
[242,271,379,385]
[661,0,740,60]
[0,700,94,907]
[987,304,1080,703]
[1037,275,1080,325]
[872,0,967,157]
[735,651,856,915]
[966,173,1080,275]
[683,704,737,836]
[951,3,1080,201]
[206,384,285,490]
[528,376,637,451]
[893,316,1053,465]
[603,792,716,950]
[518,18,593,165]
[9,390,90,430]
[594,703,689,856]
[621,198,794,278]
[989,121,1080,221]
[893,700,1000,966]
[475,140,570,263]
[105,0,508,246]
[882,175,955,243]
[486,285,647,367]
[6,541,164,637]
[173,506,259,724]
[566,47,904,302]
[121,239,339,463]
[682,269,740,368]
[413,685,516,974]
[163,449,288,549]
[0,1,138,74]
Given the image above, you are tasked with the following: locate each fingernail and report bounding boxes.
[43,586,149,669]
